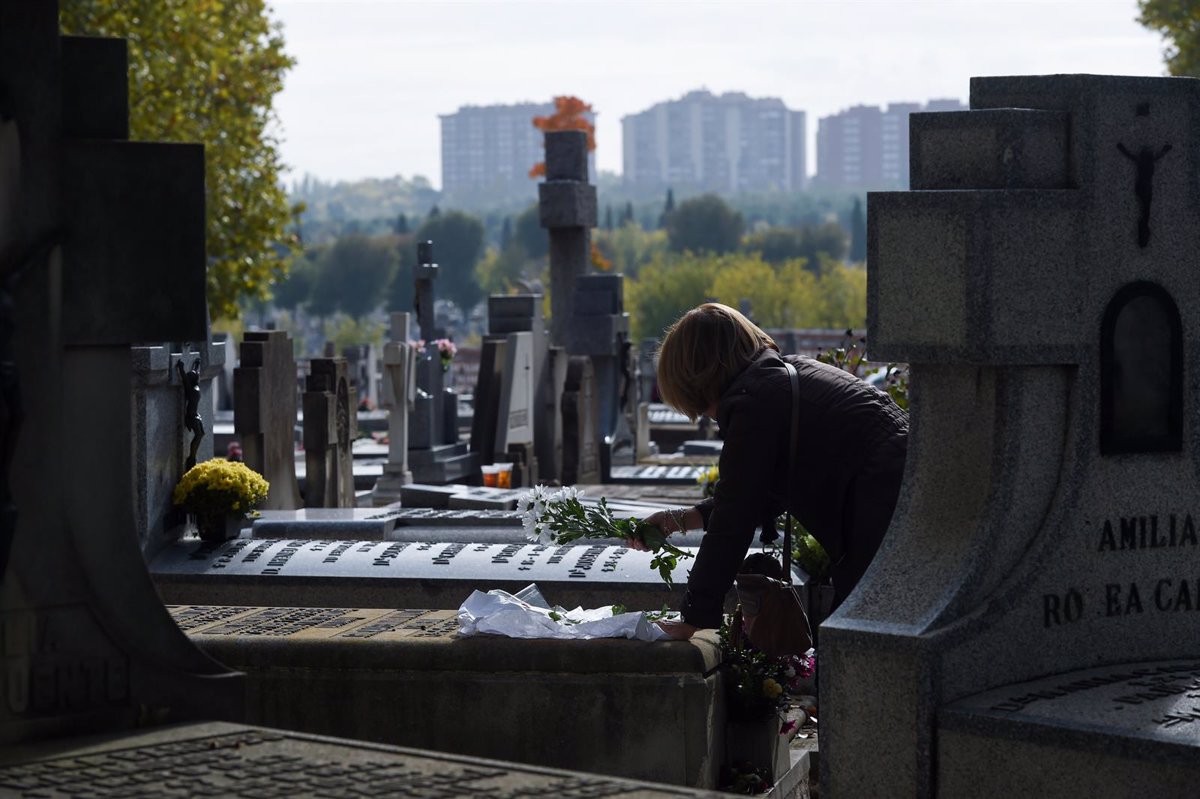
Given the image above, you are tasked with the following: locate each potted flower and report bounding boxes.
[719,616,815,788]
[173,458,270,543]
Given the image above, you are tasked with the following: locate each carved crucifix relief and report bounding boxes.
[177,357,205,469]
[1116,142,1172,248]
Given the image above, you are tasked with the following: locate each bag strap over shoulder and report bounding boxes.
[782,360,800,586]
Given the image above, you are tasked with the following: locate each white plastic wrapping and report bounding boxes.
[456,584,672,641]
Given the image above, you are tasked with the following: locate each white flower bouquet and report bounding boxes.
[518,485,693,585]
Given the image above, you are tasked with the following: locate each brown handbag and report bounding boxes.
[733,360,813,658]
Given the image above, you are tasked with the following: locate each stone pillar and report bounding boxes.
[539,130,597,346]
[373,312,415,506]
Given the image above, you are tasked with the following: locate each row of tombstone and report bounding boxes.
[0,10,727,796]
[12,4,1200,794]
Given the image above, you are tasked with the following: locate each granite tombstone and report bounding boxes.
[303,356,357,508]
[823,74,1200,797]
[234,330,302,510]
[372,311,416,505]
[408,241,477,483]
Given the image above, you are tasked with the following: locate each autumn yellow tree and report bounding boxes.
[61,0,299,321]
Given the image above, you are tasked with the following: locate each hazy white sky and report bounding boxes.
[272,0,1168,187]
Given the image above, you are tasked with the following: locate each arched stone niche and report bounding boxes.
[1100,281,1183,454]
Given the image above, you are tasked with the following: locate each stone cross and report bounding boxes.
[539,130,597,346]
[303,356,357,508]
[234,330,302,509]
[0,15,241,742]
[373,312,416,505]
[824,75,1200,797]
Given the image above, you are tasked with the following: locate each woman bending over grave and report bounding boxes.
[631,303,908,641]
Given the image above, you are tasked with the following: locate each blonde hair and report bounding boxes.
[656,303,777,421]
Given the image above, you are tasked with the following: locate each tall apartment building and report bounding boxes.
[441,102,597,206]
[621,90,806,194]
[816,98,967,190]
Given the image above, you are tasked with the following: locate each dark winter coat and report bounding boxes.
[681,348,908,629]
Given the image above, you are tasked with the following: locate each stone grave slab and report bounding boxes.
[249,508,404,538]
[149,539,715,612]
[163,608,725,788]
[0,721,724,797]
[242,505,708,548]
[822,74,1200,796]
[937,660,1200,797]
[608,464,708,485]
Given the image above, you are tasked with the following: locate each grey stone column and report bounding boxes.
[539,130,597,347]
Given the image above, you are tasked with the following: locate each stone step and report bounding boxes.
[937,660,1200,797]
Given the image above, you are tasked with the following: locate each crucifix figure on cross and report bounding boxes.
[1117,141,1172,248]
[177,357,205,469]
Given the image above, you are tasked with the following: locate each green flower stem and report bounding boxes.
[532,495,694,586]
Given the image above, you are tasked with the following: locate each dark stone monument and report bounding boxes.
[567,274,634,475]
[561,356,601,485]
[539,130,597,347]
[303,357,357,508]
[0,14,242,743]
[825,75,1200,797]
[234,330,302,509]
[408,240,477,483]
[341,341,378,410]
[487,294,562,482]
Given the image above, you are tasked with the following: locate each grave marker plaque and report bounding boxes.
[824,75,1200,796]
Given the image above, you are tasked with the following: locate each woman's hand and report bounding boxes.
[627,510,669,552]
[656,619,698,641]
[626,506,701,552]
